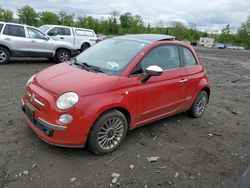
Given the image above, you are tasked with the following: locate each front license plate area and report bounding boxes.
[24,105,35,123]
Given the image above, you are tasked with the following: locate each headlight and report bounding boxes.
[26,74,35,86]
[56,92,79,110]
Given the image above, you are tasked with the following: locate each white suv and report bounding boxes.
[39,25,97,52]
[0,22,77,64]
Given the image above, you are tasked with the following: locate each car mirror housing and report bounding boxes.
[42,36,50,41]
[141,65,163,83]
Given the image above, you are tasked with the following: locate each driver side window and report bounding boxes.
[132,45,181,75]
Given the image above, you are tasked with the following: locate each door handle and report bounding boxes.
[179,79,188,83]
[31,40,36,43]
[60,37,64,39]
[4,38,11,41]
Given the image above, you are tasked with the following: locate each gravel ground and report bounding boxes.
[0,47,249,188]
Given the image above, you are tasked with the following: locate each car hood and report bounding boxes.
[34,62,120,97]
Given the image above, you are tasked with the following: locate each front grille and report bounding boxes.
[26,91,45,107]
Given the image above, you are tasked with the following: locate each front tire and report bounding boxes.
[87,110,128,155]
[187,91,208,118]
[55,49,70,63]
[0,47,10,64]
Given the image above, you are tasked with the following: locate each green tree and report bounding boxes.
[38,11,59,25]
[0,7,13,22]
[237,16,250,48]
[120,12,132,33]
[58,11,74,26]
[107,11,119,34]
[17,5,38,26]
[218,24,235,44]
[129,15,144,33]
[169,22,189,40]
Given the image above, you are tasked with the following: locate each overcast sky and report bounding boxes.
[0,0,249,32]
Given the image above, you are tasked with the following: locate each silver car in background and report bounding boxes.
[0,22,77,64]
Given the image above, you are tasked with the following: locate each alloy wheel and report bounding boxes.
[97,117,125,150]
[59,52,69,62]
[195,95,207,115]
[0,50,6,63]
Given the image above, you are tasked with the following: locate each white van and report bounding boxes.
[39,25,97,52]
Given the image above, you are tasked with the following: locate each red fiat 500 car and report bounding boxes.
[21,34,210,154]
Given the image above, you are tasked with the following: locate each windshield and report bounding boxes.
[38,25,51,33]
[75,38,147,75]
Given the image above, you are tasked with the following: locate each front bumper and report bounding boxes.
[21,96,85,148]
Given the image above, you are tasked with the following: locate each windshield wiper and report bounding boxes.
[82,63,104,73]
[72,58,90,71]
[72,58,105,73]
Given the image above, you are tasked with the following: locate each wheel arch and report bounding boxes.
[81,42,91,48]
[0,45,11,55]
[55,47,70,54]
[81,42,91,51]
[200,86,210,102]
[97,106,131,130]
[88,105,132,135]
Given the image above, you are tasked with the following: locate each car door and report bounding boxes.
[181,47,204,101]
[47,26,74,44]
[26,27,54,57]
[1,24,29,56]
[131,44,188,126]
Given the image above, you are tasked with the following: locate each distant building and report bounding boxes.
[199,37,215,47]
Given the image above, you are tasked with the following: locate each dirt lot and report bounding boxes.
[0,47,249,188]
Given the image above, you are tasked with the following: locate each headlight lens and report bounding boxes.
[26,75,35,86]
[56,92,79,110]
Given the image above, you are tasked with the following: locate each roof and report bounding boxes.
[0,21,27,27]
[117,34,176,43]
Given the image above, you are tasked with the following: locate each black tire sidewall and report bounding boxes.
[87,110,128,155]
[0,47,10,64]
[81,43,89,52]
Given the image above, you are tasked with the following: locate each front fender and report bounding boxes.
[77,90,137,134]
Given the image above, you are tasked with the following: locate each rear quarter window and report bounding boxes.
[3,24,25,37]
[75,29,95,37]
[0,24,4,33]
[182,47,197,66]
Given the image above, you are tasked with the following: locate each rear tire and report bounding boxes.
[187,91,208,118]
[55,49,70,63]
[81,43,90,52]
[0,47,10,64]
[87,110,128,155]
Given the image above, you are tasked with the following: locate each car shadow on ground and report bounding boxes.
[24,112,188,158]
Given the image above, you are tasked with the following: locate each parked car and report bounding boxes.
[21,34,210,155]
[0,22,77,64]
[227,46,245,50]
[39,25,97,52]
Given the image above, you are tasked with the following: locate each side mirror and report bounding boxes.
[42,36,50,40]
[141,65,163,83]
[48,32,56,36]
